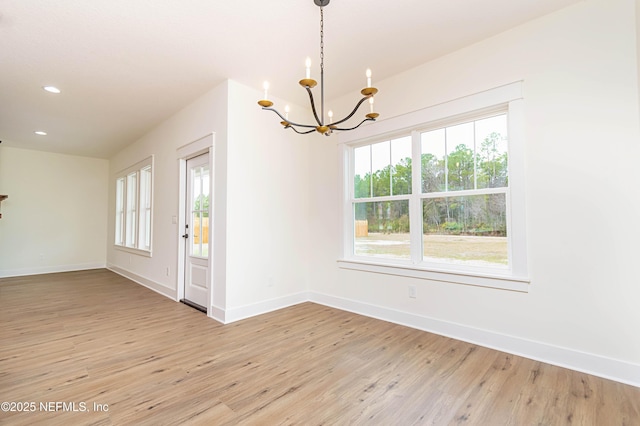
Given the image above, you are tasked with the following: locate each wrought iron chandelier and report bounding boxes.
[257,0,379,136]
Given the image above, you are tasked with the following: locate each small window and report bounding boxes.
[139,166,152,251]
[115,177,125,245]
[125,172,138,247]
[114,156,153,255]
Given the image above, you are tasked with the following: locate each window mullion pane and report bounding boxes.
[421,187,507,199]
[135,170,141,248]
[352,195,410,203]
[369,145,373,198]
[410,131,422,263]
[388,141,393,196]
[146,167,152,250]
[473,122,478,190]
[444,129,449,191]
[125,172,137,247]
[353,200,410,259]
[137,170,142,249]
[115,178,124,245]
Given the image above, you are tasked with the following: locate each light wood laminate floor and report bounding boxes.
[1,269,638,425]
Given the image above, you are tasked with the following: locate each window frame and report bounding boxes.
[114,155,154,257]
[338,82,529,292]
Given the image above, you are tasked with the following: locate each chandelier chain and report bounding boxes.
[320,6,325,124]
[320,7,324,72]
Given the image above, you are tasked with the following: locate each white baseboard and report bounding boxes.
[221,292,309,324]
[107,264,177,300]
[309,291,640,388]
[209,305,226,324]
[102,267,306,326]
[0,262,106,278]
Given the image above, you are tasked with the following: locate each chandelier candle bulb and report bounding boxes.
[306,57,312,79]
[328,110,333,122]
[285,105,290,120]
[366,69,372,88]
[369,97,374,113]
[257,81,274,107]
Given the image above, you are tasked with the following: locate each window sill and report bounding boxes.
[337,258,529,292]
[114,245,152,258]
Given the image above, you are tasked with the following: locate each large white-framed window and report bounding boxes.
[114,156,154,255]
[338,82,529,291]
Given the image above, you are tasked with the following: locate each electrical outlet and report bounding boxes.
[408,285,417,299]
[166,267,170,276]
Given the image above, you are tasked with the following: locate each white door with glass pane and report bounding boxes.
[184,154,210,309]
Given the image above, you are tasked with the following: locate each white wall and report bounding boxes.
[107,81,229,308]
[0,146,108,276]
[224,81,312,316]
[107,79,313,322]
[637,0,640,121]
[308,0,640,385]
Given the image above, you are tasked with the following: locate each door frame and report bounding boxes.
[176,133,214,316]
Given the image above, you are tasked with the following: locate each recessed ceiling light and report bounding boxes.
[35,131,47,136]
[43,86,61,94]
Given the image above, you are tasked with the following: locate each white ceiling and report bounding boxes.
[0,0,581,159]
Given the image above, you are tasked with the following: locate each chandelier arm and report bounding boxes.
[328,96,372,126]
[262,107,318,129]
[304,86,323,126]
[288,127,317,135]
[332,117,375,132]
